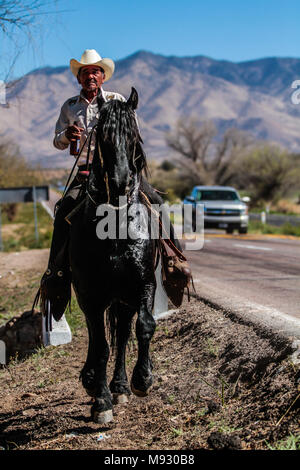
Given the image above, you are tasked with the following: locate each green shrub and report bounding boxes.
[2,202,53,252]
[248,220,300,237]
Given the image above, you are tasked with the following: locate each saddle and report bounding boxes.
[159,237,193,308]
[140,190,194,308]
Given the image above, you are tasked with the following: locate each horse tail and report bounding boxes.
[106,303,118,352]
[105,302,136,354]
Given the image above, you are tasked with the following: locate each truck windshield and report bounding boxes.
[196,190,239,201]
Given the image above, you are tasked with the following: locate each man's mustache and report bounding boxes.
[84,79,97,85]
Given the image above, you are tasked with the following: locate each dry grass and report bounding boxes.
[270,199,300,215]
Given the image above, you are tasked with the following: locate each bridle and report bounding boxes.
[86,127,141,210]
[60,118,141,211]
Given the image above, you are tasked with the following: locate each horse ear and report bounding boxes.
[127,87,138,110]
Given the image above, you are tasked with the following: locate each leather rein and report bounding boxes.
[61,124,140,210]
[86,136,139,210]
[61,121,188,273]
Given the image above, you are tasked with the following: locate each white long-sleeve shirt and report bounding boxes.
[53,88,126,167]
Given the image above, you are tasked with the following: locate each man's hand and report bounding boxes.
[65,123,84,141]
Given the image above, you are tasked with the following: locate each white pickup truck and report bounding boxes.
[183,185,249,234]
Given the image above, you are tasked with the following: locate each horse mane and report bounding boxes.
[97,98,149,177]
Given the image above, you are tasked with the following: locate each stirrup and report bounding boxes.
[32,266,72,326]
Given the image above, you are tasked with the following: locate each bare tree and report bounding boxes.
[0,139,41,185]
[0,1,62,35]
[1,1,43,30]
[0,1,61,80]
[166,117,217,164]
[166,117,253,186]
[165,117,300,205]
[237,145,300,206]
[0,138,43,219]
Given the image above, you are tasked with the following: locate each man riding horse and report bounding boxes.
[39,49,191,320]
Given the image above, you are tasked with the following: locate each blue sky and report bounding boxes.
[2,0,300,79]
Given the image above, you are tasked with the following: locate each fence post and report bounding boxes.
[32,186,39,244]
[0,204,3,251]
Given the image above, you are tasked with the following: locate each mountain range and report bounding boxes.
[1,50,300,168]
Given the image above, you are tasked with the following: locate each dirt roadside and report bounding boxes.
[0,249,299,451]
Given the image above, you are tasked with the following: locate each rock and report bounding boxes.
[21,392,38,399]
[207,431,243,450]
[207,400,221,414]
[0,310,43,363]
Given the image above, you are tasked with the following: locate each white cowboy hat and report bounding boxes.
[70,49,115,81]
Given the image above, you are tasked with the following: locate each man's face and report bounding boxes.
[78,65,105,92]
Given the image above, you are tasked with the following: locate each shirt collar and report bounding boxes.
[79,88,103,104]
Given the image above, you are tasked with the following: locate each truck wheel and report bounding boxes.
[239,227,248,234]
[226,227,234,234]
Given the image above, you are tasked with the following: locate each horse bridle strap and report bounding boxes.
[61,125,97,201]
[96,139,111,204]
[84,124,98,171]
[87,138,138,208]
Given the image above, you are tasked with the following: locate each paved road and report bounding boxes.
[183,232,300,332]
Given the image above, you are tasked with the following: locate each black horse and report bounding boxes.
[69,88,157,423]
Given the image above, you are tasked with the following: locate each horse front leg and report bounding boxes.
[80,303,113,424]
[109,303,135,404]
[131,286,156,397]
[80,321,97,397]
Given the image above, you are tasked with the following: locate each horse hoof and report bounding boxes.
[92,408,113,424]
[130,382,149,398]
[112,393,129,405]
